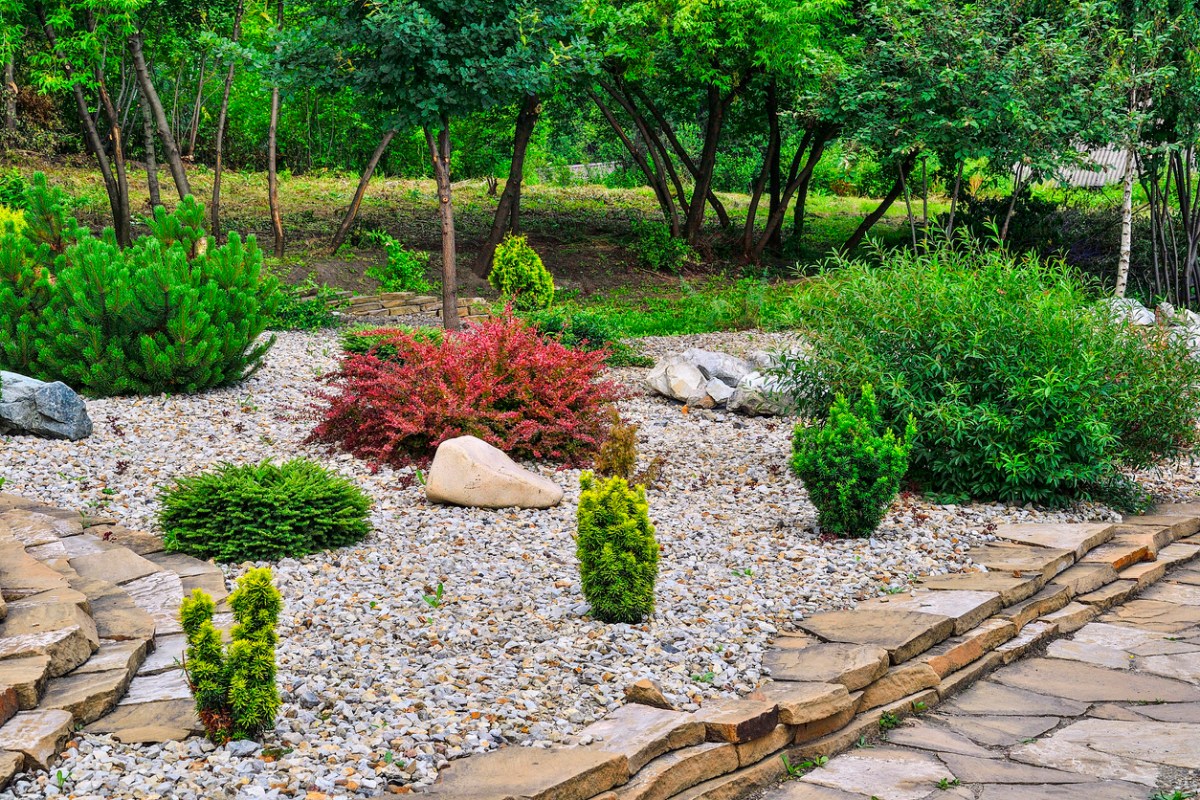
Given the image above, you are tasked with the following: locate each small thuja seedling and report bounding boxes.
[423,583,444,609]
[691,670,716,684]
[879,711,900,731]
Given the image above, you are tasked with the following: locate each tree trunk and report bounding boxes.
[184,56,206,158]
[330,129,396,252]
[3,60,15,132]
[36,6,129,246]
[899,159,917,248]
[946,160,964,239]
[766,80,782,253]
[589,88,678,235]
[743,128,811,256]
[999,164,1026,244]
[210,0,245,239]
[1115,149,1135,298]
[140,92,161,209]
[840,158,913,256]
[683,86,725,243]
[475,95,540,277]
[426,122,460,331]
[266,0,284,258]
[128,31,190,199]
[750,129,832,262]
[90,57,132,247]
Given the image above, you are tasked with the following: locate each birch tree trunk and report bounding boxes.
[1116,150,1135,298]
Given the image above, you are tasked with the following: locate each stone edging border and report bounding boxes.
[406,508,1200,800]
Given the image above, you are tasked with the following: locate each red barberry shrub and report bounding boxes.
[309,315,622,466]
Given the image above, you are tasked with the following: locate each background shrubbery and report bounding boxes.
[310,315,620,466]
[160,459,372,562]
[0,174,279,396]
[488,235,554,310]
[775,243,1200,507]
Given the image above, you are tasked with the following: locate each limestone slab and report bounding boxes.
[137,634,186,676]
[940,714,1061,747]
[87,525,164,556]
[1100,598,1200,632]
[994,585,1070,631]
[856,662,940,711]
[1076,580,1137,609]
[0,626,96,678]
[72,638,148,676]
[577,704,704,774]
[1122,512,1200,538]
[0,511,77,547]
[670,756,786,800]
[1156,542,1200,569]
[1035,718,1200,770]
[1071,621,1160,650]
[0,544,67,600]
[1138,580,1200,606]
[755,684,849,736]
[69,548,160,586]
[917,572,1043,605]
[1080,538,1151,572]
[1050,563,1118,597]
[967,542,1074,579]
[0,709,72,770]
[77,579,156,642]
[919,618,1015,679]
[1010,733,1157,786]
[84,697,201,736]
[691,697,779,744]
[936,652,1003,700]
[1118,560,1167,589]
[862,589,1001,635]
[790,692,860,745]
[426,744,628,800]
[41,666,131,724]
[798,747,954,800]
[1044,639,1132,670]
[120,571,185,635]
[611,741,737,800]
[1131,701,1200,723]
[1136,651,1200,683]
[1039,601,1097,633]
[734,724,793,767]
[0,749,20,791]
[117,669,191,705]
[883,720,998,758]
[796,609,954,665]
[976,782,1161,800]
[938,752,1092,784]
[763,643,889,691]
[993,657,1200,702]
[941,681,1088,717]
[993,522,1114,559]
[995,620,1059,664]
[0,655,49,708]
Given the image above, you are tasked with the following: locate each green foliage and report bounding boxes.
[363,233,433,294]
[0,170,26,210]
[267,282,344,331]
[489,234,554,310]
[791,385,914,538]
[0,174,280,396]
[576,471,658,624]
[629,219,694,273]
[160,459,372,562]
[521,306,652,367]
[181,568,282,744]
[340,324,443,361]
[776,243,1200,507]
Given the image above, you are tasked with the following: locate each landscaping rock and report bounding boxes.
[681,349,752,387]
[0,372,92,441]
[625,678,675,710]
[727,371,794,416]
[0,708,73,771]
[424,745,628,800]
[577,704,704,774]
[425,436,563,509]
[646,356,708,403]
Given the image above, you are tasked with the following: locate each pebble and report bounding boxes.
[0,327,1183,799]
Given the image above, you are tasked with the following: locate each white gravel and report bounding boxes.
[1,328,1194,799]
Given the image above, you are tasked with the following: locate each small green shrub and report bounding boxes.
[489,234,554,310]
[364,233,433,293]
[181,567,281,744]
[0,173,280,396]
[775,243,1200,507]
[791,385,914,538]
[340,324,443,361]
[0,205,23,232]
[522,306,652,367]
[0,169,26,210]
[629,218,694,273]
[576,471,658,624]
[594,409,639,480]
[160,459,372,562]
[268,281,344,331]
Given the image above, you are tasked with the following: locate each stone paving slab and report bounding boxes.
[967,542,1074,579]
[424,745,628,800]
[796,610,955,665]
[914,572,1042,606]
[860,590,1001,636]
[992,522,1114,559]
[762,644,889,691]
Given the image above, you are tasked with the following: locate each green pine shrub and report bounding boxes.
[791,384,915,538]
[160,459,372,562]
[489,234,554,310]
[774,243,1200,507]
[0,173,280,396]
[181,567,281,744]
[576,471,658,624]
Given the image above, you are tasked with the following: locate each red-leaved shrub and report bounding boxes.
[309,315,622,466]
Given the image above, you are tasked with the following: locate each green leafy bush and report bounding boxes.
[0,173,280,396]
[160,459,372,562]
[364,232,433,293]
[775,243,1200,507]
[0,169,26,210]
[181,567,281,744]
[340,324,444,361]
[489,234,554,310]
[791,385,914,538]
[522,306,652,367]
[629,218,694,273]
[576,471,658,624]
[267,279,345,331]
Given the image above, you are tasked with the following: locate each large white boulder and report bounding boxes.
[0,372,92,440]
[425,436,564,509]
[1106,297,1155,326]
[681,348,752,386]
[645,356,707,403]
[727,371,795,416]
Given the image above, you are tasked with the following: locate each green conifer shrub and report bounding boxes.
[576,471,658,624]
[488,234,554,310]
[181,567,282,744]
[160,459,372,562]
[0,173,280,395]
[790,384,915,538]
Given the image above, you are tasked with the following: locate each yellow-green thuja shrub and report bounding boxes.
[181,567,281,744]
[576,471,658,624]
[488,234,554,310]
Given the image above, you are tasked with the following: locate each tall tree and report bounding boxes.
[266,0,284,257]
[209,0,245,238]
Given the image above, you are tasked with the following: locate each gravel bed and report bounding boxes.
[0,328,1194,799]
